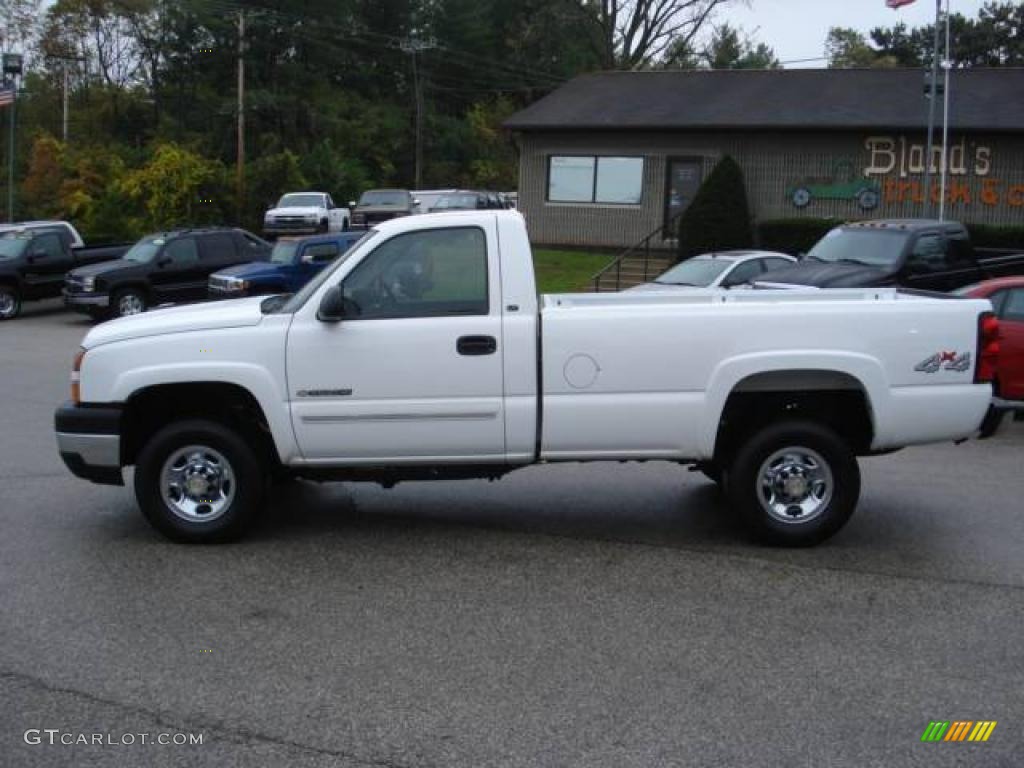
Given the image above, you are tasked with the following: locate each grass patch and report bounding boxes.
[532,249,613,293]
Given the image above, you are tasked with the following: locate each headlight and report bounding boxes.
[227,278,250,292]
[80,276,95,292]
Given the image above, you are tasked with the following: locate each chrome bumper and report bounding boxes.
[63,291,110,308]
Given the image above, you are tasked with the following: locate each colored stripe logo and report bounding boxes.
[921,721,997,742]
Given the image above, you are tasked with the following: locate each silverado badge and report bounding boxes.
[915,351,971,374]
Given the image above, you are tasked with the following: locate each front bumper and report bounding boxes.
[63,289,110,311]
[263,221,319,235]
[54,401,124,486]
[208,285,250,299]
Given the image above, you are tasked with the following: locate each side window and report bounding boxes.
[722,259,763,286]
[948,236,975,267]
[325,195,334,209]
[1002,289,1024,322]
[200,233,237,262]
[341,227,488,319]
[36,233,65,259]
[906,233,948,273]
[239,232,266,253]
[304,242,340,263]
[761,258,793,273]
[163,237,199,266]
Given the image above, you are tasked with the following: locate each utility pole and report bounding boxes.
[923,0,941,219]
[939,0,952,222]
[401,37,435,189]
[62,68,68,142]
[236,10,246,224]
[3,53,23,223]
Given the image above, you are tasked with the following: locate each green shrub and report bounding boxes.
[757,217,845,256]
[676,155,753,260]
[965,223,1024,250]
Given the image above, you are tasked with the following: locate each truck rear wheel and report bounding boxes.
[726,420,859,547]
[0,285,21,320]
[134,419,264,543]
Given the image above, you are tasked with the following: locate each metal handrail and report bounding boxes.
[590,213,683,292]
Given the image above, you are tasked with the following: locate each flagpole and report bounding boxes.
[939,0,951,222]
[923,0,941,219]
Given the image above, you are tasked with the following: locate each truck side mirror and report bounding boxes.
[317,285,346,322]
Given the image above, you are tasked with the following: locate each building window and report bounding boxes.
[547,156,643,204]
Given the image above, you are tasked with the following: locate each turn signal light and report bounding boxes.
[975,313,1000,384]
[71,347,86,404]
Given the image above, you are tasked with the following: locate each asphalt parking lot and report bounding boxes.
[2,298,1023,767]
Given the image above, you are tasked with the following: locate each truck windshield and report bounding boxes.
[654,258,732,286]
[806,229,910,269]
[432,194,478,210]
[359,191,407,206]
[271,241,299,264]
[277,194,323,208]
[123,240,163,263]
[0,237,28,260]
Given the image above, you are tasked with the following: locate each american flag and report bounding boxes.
[0,87,14,108]
[886,0,917,8]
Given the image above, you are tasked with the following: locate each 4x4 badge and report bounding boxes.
[915,351,971,373]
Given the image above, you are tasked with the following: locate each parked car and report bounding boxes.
[55,210,996,547]
[628,251,796,292]
[756,219,1024,292]
[208,231,365,299]
[427,190,510,212]
[412,189,456,214]
[0,226,130,320]
[64,227,270,319]
[957,276,1024,435]
[349,189,417,228]
[0,219,87,247]
[263,192,350,237]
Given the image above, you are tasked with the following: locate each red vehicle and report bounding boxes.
[959,276,1024,434]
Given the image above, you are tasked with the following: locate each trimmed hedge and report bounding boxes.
[677,155,753,260]
[966,223,1024,250]
[756,218,844,256]
[757,218,1024,256]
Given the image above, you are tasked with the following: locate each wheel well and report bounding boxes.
[714,371,874,464]
[121,383,278,469]
[111,282,152,301]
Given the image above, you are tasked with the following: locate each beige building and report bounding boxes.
[505,68,1024,249]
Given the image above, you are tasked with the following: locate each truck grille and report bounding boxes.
[208,276,232,292]
[65,275,85,291]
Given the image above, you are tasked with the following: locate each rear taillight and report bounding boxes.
[975,312,1000,384]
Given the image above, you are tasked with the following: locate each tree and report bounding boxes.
[826,27,897,68]
[572,0,736,70]
[671,23,780,69]
[120,143,227,230]
[676,155,752,261]
[21,135,66,219]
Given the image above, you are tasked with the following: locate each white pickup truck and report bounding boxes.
[263,192,350,236]
[55,211,998,546]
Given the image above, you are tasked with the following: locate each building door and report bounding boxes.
[664,158,703,235]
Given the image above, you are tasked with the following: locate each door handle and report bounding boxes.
[457,335,497,356]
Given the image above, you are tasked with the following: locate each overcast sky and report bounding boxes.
[723,0,989,66]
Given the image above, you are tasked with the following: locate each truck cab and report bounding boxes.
[208,231,365,299]
[756,219,1023,292]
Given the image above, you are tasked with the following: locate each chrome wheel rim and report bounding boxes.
[118,293,144,316]
[0,292,15,317]
[757,446,833,524]
[160,445,235,523]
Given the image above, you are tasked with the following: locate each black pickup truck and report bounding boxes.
[0,227,129,320]
[64,227,271,319]
[756,219,1024,293]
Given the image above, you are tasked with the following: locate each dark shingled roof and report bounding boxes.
[504,68,1024,133]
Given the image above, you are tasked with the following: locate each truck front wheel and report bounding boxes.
[727,420,859,547]
[134,419,265,543]
[0,285,21,320]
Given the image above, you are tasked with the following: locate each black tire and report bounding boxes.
[0,284,22,320]
[341,218,349,231]
[978,405,1007,438]
[318,219,329,233]
[134,419,265,543]
[111,287,147,318]
[726,420,860,547]
[695,461,725,487]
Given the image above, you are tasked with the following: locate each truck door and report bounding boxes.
[20,233,71,299]
[151,237,202,303]
[325,195,345,231]
[902,232,954,292]
[286,221,506,462]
